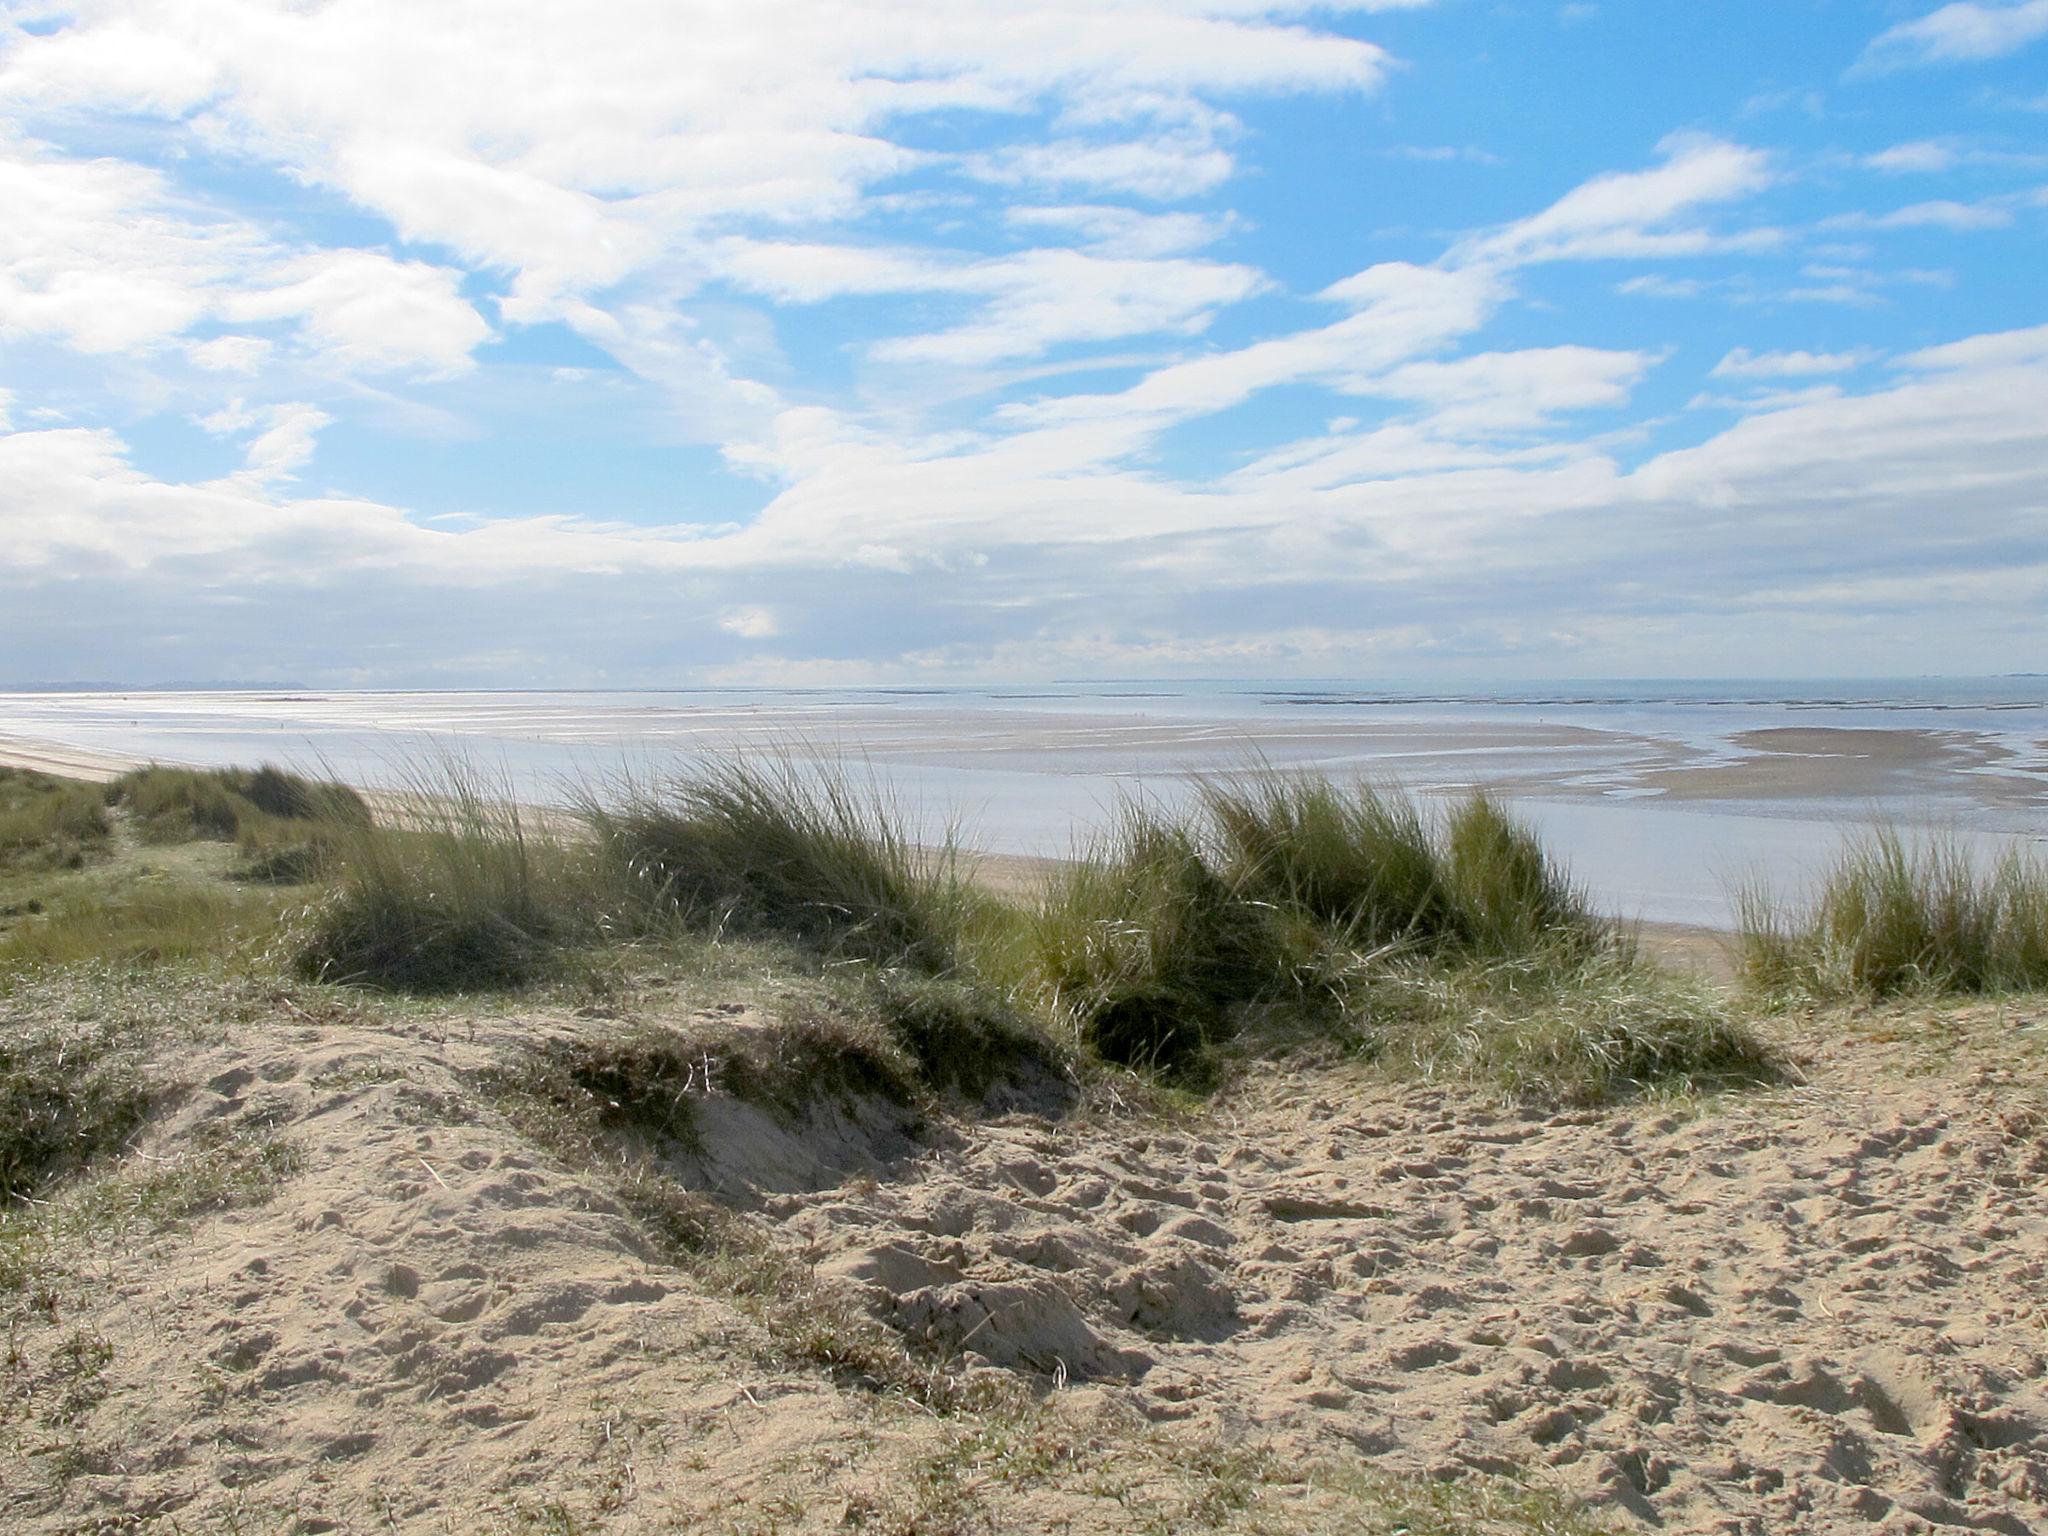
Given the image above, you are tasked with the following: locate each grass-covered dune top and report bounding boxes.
[0,767,112,872]
[0,747,1773,1102]
[273,754,1771,1102]
[1740,828,2048,1001]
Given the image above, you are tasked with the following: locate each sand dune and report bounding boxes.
[8,983,2046,1533]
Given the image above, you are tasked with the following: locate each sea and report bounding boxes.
[3,678,2045,929]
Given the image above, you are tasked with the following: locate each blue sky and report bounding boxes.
[0,0,2044,687]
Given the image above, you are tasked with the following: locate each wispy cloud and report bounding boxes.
[1713,348,1879,378]
[1858,1,2048,72]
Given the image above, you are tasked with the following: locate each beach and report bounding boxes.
[5,700,2048,1533]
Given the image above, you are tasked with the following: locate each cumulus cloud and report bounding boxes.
[0,139,490,378]
[0,5,2040,683]
[221,251,492,378]
[4,317,2043,681]
[189,335,273,373]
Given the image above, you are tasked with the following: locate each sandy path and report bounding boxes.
[736,1024,2048,1535]
[6,986,2047,1533]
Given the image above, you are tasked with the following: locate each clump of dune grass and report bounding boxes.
[0,1015,154,1205]
[585,754,968,972]
[1347,935,1772,1101]
[1740,827,2048,999]
[1442,793,1596,955]
[0,769,112,872]
[297,761,592,993]
[110,763,365,841]
[1022,802,1307,1075]
[1201,775,1595,957]
[1022,777,1629,1085]
[1202,773,1454,946]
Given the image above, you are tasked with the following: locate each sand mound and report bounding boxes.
[706,1022,2048,1534]
[6,985,2047,1534]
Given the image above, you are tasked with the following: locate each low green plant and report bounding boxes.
[1740,827,2048,999]
[0,769,112,871]
[1021,803,1303,1075]
[1202,772,1453,945]
[585,754,967,971]
[1442,793,1596,956]
[297,761,590,993]
[1019,779,1639,1088]
[0,1016,153,1204]
[0,881,282,972]
[1346,936,1772,1101]
[109,764,366,846]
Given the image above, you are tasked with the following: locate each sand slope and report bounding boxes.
[6,990,2047,1534]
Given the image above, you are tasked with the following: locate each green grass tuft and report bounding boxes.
[1202,772,1454,946]
[296,762,589,993]
[0,1016,154,1205]
[1740,827,2048,999]
[1347,937,1773,1101]
[1022,803,1297,1075]
[0,769,113,872]
[585,754,968,971]
[109,763,366,846]
[1015,778,1658,1093]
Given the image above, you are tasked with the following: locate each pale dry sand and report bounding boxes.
[7,990,2047,1534]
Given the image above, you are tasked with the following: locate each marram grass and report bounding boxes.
[2,751,1770,1101]
[1740,827,2048,999]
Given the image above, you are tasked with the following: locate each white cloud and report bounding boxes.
[238,403,331,483]
[1864,140,1959,173]
[196,397,332,483]
[1616,274,1707,300]
[0,387,12,432]
[1003,204,1237,258]
[1899,321,2048,370]
[967,134,1239,200]
[220,250,492,377]
[3,319,2045,681]
[1713,348,1878,378]
[1830,198,2017,231]
[0,140,265,353]
[717,239,1265,363]
[1364,346,1657,434]
[1458,135,1775,266]
[1860,1,2048,70]
[0,140,491,377]
[1372,144,1506,165]
[189,334,273,373]
[1687,384,1845,413]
